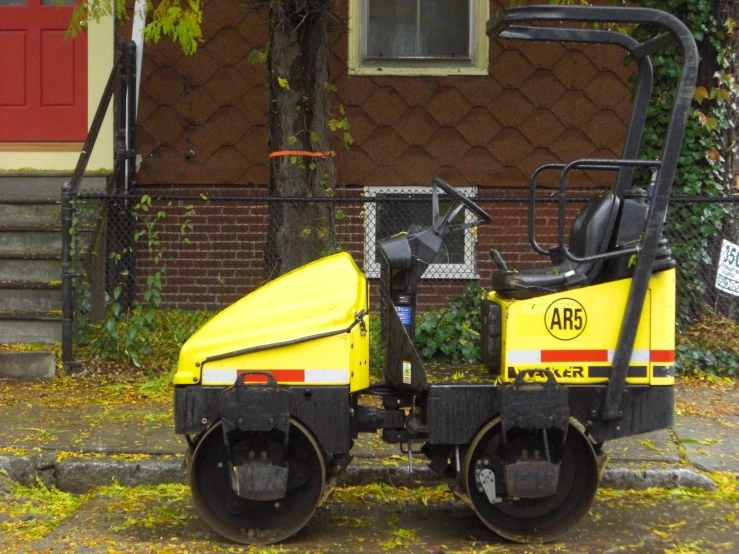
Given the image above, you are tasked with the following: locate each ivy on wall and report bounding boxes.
[631,0,738,325]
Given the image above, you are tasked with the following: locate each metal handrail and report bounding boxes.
[61,40,138,374]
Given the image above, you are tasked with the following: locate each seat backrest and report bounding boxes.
[568,191,620,280]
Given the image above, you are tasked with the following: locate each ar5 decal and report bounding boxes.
[545,298,587,340]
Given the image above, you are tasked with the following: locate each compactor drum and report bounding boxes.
[173,5,698,545]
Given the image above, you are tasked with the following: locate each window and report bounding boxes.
[348,0,489,76]
[363,186,479,279]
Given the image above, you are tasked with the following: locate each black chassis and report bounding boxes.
[174,382,674,471]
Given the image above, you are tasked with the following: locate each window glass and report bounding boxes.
[0,0,28,6]
[420,0,469,58]
[366,0,470,60]
[367,0,417,59]
[41,0,77,5]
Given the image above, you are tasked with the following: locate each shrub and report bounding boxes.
[368,317,386,382]
[83,309,212,370]
[415,283,486,364]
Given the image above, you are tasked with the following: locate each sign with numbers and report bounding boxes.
[716,239,739,297]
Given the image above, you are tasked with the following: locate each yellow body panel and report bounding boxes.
[493,269,675,385]
[174,252,370,392]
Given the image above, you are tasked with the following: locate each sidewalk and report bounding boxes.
[0,379,735,493]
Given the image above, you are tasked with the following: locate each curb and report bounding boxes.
[1,453,719,494]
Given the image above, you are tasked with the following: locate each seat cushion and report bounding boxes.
[492,267,570,299]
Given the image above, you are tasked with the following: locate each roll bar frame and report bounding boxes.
[487,6,699,420]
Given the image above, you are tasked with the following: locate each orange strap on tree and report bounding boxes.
[269,150,336,159]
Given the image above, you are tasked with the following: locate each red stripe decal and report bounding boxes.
[237,370,305,382]
[650,350,675,363]
[541,350,609,363]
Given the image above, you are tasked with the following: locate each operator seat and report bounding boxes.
[492,190,620,299]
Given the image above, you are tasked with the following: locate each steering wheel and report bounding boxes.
[431,175,492,226]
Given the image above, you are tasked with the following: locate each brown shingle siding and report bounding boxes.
[132,1,634,190]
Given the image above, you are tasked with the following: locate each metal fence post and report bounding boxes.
[61,181,75,375]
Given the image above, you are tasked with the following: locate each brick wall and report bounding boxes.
[130,187,587,312]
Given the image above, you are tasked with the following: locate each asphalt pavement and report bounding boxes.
[3,477,736,554]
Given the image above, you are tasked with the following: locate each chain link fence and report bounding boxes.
[66,186,739,367]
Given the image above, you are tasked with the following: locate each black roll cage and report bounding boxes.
[487,6,699,419]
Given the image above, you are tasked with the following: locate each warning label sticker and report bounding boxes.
[716,239,739,297]
[402,361,412,384]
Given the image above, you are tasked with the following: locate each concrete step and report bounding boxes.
[0,289,62,312]
[0,319,61,344]
[0,351,56,379]
[0,252,62,260]
[0,260,62,281]
[0,230,92,256]
[0,204,61,226]
[0,173,107,202]
[0,202,100,229]
[0,224,96,232]
[0,231,62,256]
[0,310,60,320]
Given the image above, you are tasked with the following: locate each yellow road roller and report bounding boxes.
[173,4,698,544]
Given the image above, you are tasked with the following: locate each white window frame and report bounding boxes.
[363,186,479,279]
[348,0,490,77]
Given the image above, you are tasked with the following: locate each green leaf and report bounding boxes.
[248,49,264,65]
[693,86,709,103]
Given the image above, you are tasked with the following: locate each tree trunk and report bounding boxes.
[264,0,337,280]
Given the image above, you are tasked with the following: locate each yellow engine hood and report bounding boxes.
[174,252,369,388]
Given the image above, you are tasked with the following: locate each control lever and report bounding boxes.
[489,249,508,271]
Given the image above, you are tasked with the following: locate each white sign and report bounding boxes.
[716,239,739,297]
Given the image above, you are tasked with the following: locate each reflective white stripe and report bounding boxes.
[200,368,350,385]
[305,369,349,382]
[508,350,651,365]
[607,350,650,363]
[202,369,238,384]
[507,350,541,363]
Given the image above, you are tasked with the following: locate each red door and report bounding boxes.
[0,0,88,141]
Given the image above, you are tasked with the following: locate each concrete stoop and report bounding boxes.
[0,172,105,376]
[0,351,56,379]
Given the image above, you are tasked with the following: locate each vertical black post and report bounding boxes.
[121,41,138,309]
[114,39,127,194]
[61,181,74,374]
[109,40,138,311]
[126,41,137,193]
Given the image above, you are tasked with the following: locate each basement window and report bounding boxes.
[348,0,489,76]
[363,186,479,279]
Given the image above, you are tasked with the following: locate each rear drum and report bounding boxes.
[463,419,599,543]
